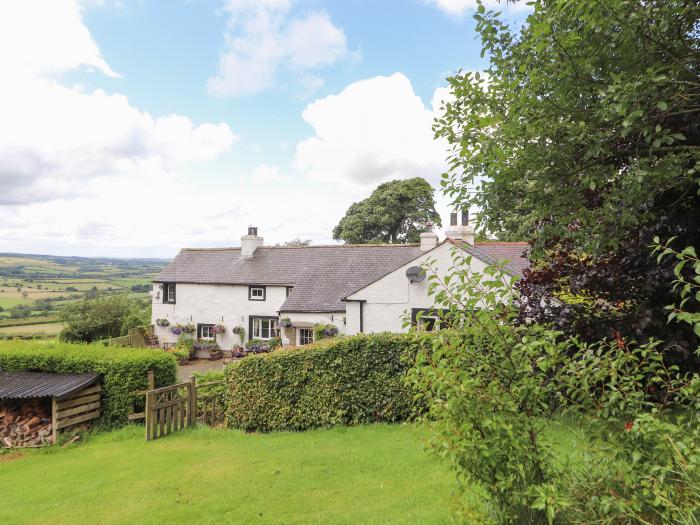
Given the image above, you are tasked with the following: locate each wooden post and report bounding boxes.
[147,370,155,390]
[145,390,154,441]
[51,397,58,445]
[189,375,196,427]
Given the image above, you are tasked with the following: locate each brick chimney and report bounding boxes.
[241,226,263,258]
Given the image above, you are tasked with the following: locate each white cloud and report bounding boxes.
[252,164,282,183]
[0,0,238,251]
[424,0,529,16]
[0,0,119,78]
[207,1,352,97]
[294,73,449,188]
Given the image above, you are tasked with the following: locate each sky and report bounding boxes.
[0,0,526,258]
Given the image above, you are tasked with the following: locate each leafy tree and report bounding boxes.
[59,294,147,343]
[282,238,312,247]
[435,0,699,354]
[9,304,32,319]
[332,178,441,244]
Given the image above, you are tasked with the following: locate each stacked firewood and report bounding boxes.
[0,400,53,448]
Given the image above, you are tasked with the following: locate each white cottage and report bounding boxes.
[151,219,528,350]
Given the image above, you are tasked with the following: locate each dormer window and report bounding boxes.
[163,283,176,304]
[249,286,266,301]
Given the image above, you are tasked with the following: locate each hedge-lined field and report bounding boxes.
[0,341,177,426]
[225,333,431,431]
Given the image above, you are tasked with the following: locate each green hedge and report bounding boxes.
[0,340,178,427]
[225,333,430,431]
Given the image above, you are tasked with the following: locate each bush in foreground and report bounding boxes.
[0,340,177,426]
[225,333,429,431]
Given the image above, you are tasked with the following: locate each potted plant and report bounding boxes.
[230,345,246,359]
[213,324,226,336]
[313,323,338,340]
[245,337,281,354]
[279,317,292,329]
[170,324,183,335]
[182,323,196,334]
[155,318,170,327]
[208,342,223,361]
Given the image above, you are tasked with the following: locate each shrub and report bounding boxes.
[0,340,177,427]
[410,252,571,524]
[59,294,146,343]
[244,337,280,354]
[560,337,700,524]
[176,334,196,359]
[226,332,429,431]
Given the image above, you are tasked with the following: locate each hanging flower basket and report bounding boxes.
[212,324,226,335]
[170,325,182,335]
[232,326,244,335]
[155,318,170,327]
[279,317,292,328]
[181,323,196,334]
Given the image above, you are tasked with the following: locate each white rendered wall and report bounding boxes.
[151,283,288,349]
[345,242,491,335]
[277,311,347,345]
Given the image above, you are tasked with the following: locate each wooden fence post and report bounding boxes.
[189,375,196,427]
[145,390,154,441]
[147,370,155,390]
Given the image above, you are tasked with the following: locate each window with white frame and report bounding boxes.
[252,317,278,339]
[299,328,314,345]
[249,286,265,301]
[198,324,215,340]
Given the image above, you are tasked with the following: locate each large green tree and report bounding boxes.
[59,294,149,343]
[435,0,699,353]
[332,178,441,244]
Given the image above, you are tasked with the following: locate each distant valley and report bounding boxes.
[0,253,168,339]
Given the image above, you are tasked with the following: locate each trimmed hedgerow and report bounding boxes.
[0,340,178,427]
[225,333,431,431]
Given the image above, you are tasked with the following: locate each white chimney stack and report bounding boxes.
[420,221,439,251]
[444,209,475,245]
[241,226,263,258]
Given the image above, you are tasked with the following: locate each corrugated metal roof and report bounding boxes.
[0,372,101,400]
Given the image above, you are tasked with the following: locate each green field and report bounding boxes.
[0,322,64,337]
[0,253,167,330]
[1,424,461,525]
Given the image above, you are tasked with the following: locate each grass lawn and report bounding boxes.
[1,424,461,524]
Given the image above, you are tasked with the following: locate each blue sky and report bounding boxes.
[0,0,526,257]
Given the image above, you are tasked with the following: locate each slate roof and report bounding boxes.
[154,241,530,313]
[470,241,530,275]
[0,371,101,400]
[155,245,423,313]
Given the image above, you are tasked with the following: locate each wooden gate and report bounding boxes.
[144,378,195,441]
